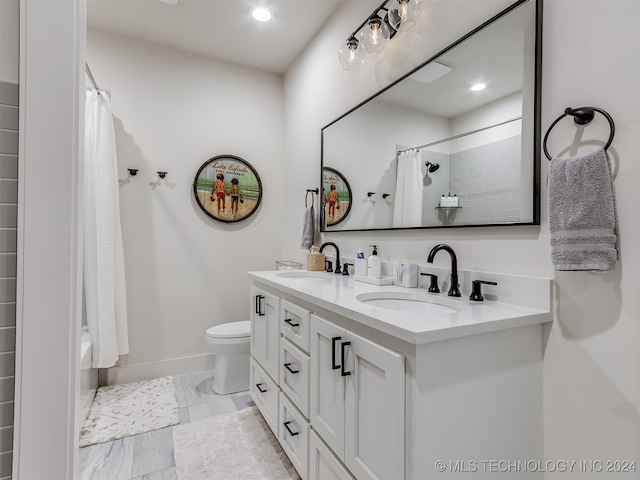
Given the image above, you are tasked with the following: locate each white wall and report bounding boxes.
[87,29,285,372]
[284,0,639,477]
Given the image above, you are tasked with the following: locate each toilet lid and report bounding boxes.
[206,321,250,339]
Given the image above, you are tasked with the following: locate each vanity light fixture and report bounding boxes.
[250,6,272,22]
[339,0,421,71]
[471,83,487,91]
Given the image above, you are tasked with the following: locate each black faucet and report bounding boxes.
[320,242,341,274]
[427,244,461,297]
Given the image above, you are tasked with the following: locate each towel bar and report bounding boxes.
[543,106,615,161]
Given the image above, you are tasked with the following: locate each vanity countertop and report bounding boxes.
[248,270,552,345]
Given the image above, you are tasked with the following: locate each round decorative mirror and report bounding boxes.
[322,167,352,227]
[193,154,262,223]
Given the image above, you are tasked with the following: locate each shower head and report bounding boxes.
[425,161,440,173]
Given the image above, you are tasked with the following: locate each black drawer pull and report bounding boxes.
[341,341,351,377]
[255,295,265,316]
[284,318,300,328]
[255,383,267,393]
[283,421,299,437]
[284,362,299,374]
[331,336,341,370]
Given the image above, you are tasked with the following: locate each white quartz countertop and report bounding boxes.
[248,270,552,345]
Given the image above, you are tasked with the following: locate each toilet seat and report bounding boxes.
[205,321,250,340]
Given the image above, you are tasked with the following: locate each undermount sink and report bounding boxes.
[275,271,332,280]
[356,291,463,314]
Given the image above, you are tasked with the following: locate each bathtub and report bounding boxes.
[80,328,98,429]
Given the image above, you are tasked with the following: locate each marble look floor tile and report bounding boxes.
[231,392,254,411]
[131,427,175,478]
[78,436,134,480]
[132,466,177,480]
[178,407,190,425]
[187,398,237,423]
[179,370,231,406]
[173,376,186,408]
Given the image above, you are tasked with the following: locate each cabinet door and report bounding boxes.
[309,430,354,480]
[310,314,345,460]
[250,286,280,381]
[344,331,404,480]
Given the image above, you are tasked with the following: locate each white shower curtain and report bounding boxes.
[84,90,129,368]
[392,150,424,227]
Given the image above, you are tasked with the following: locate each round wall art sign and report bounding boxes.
[193,154,263,223]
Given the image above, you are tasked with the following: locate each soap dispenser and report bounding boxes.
[368,245,382,279]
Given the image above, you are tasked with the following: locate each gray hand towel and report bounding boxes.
[301,206,315,250]
[548,148,618,271]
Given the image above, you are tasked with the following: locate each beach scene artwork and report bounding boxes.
[194,155,262,223]
[322,167,351,226]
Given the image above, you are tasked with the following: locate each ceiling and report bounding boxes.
[87,0,345,75]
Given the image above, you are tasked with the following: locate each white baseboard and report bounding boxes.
[103,353,216,385]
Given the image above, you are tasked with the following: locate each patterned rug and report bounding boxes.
[79,376,179,447]
[173,406,299,480]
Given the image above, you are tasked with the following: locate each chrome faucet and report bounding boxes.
[320,242,341,274]
[427,244,461,297]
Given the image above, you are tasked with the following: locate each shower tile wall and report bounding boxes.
[0,81,18,480]
[449,135,521,225]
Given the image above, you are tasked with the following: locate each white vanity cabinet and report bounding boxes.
[249,270,550,480]
[310,314,405,480]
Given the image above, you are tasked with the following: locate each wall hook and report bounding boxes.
[128,168,139,176]
[157,171,167,179]
[367,192,376,197]
[382,193,391,199]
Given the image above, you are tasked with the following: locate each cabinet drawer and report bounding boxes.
[281,299,311,354]
[279,392,310,480]
[280,337,310,418]
[250,357,279,436]
[309,430,354,480]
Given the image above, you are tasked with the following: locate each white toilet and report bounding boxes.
[204,320,251,395]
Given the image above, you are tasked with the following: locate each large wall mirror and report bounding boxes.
[321,0,541,232]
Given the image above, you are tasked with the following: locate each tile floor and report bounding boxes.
[78,370,254,480]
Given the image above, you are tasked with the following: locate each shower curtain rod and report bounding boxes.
[397,116,523,155]
[85,62,100,91]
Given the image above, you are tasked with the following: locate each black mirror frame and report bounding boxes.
[320,0,542,232]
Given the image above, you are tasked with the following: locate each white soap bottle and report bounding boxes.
[355,248,368,276]
[452,194,459,207]
[368,245,382,279]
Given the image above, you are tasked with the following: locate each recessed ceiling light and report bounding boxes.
[251,6,272,22]
[471,83,486,92]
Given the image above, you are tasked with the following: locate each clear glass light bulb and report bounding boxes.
[360,15,390,54]
[389,0,421,32]
[339,37,365,71]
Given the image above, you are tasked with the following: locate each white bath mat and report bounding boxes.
[79,376,179,447]
[173,406,299,480]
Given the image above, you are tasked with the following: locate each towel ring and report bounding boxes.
[543,106,615,161]
[305,188,318,207]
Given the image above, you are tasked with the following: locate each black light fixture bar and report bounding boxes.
[346,0,394,40]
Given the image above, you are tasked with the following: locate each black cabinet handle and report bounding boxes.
[255,295,265,316]
[284,362,299,374]
[284,318,300,328]
[283,421,299,437]
[255,383,267,393]
[331,336,341,370]
[340,341,351,377]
